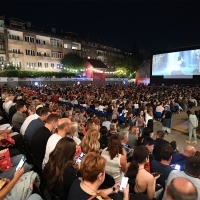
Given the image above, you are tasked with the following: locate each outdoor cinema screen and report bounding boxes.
[152,49,200,76]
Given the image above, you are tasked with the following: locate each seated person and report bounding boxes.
[12,99,27,133]
[31,114,59,170]
[68,152,129,200]
[171,145,196,171]
[119,130,133,162]
[0,154,31,180]
[101,134,127,183]
[43,137,77,199]
[126,146,160,200]
[163,156,200,199]
[151,144,175,188]
[0,167,42,200]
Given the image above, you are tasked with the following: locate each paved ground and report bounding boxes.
[153,106,200,152]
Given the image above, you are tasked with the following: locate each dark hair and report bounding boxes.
[39,107,50,117]
[142,127,151,137]
[15,99,26,110]
[36,107,43,115]
[160,144,173,160]
[170,141,177,151]
[185,156,200,177]
[187,110,192,117]
[107,134,123,159]
[195,151,200,158]
[167,178,198,200]
[99,126,108,136]
[143,137,154,146]
[157,130,165,138]
[126,146,149,189]
[43,137,76,190]
[46,113,59,124]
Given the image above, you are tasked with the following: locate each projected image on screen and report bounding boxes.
[152,49,200,76]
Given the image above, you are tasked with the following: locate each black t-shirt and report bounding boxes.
[68,179,98,200]
[151,160,175,188]
[31,126,51,168]
[8,105,17,122]
[51,166,77,199]
[153,138,169,161]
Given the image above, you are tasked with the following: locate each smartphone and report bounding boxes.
[7,126,13,130]
[174,164,181,170]
[152,172,162,177]
[75,153,85,164]
[16,156,26,171]
[120,177,129,190]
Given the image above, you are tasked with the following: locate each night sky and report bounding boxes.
[1,1,200,52]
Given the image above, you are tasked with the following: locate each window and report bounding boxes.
[64,44,68,48]
[0,22,3,27]
[25,36,35,43]
[12,62,21,67]
[36,39,40,44]
[50,38,63,47]
[44,63,48,68]
[26,62,36,68]
[37,52,41,56]
[0,56,4,61]
[8,35,20,40]
[26,49,35,56]
[43,41,45,45]
[38,62,42,68]
[51,63,54,68]
[0,45,4,50]
[58,52,63,59]
[44,52,47,57]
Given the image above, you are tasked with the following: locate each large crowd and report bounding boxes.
[0,83,199,200]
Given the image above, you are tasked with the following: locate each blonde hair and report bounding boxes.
[130,126,139,135]
[80,129,100,154]
[70,122,78,137]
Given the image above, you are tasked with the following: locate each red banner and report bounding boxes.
[93,72,105,81]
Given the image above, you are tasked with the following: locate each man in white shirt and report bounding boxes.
[20,105,39,135]
[42,117,72,167]
[162,156,200,200]
[102,116,112,130]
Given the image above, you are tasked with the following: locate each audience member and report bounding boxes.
[127,126,139,148]
[153,130,169,161]
[171,145,196,171]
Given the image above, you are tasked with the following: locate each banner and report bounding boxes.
[93,72,105,81]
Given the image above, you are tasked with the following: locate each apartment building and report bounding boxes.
[1,17,130,72]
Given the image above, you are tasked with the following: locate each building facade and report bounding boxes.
[0,17,130,72]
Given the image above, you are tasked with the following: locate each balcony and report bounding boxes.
[8,39,23,45]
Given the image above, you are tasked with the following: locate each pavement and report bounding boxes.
[152,106,200,153]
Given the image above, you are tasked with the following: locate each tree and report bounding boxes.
[115,54,142,78]
[61,53,85,73]
[4,65,21,71]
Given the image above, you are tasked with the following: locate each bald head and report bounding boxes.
[57,118,72,135]
[184,145,196,157]
[166,177,197,200]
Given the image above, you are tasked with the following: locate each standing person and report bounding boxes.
[161,106,172,134]
[135,110,146,135]
[127,126,139,148]
[145,108,154,138]
[186,110,198,144]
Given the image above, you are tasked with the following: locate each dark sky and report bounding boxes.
[1,1,200,52]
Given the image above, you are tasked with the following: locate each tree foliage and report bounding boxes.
[4,65,21,71]
[115,54,142,78]
[61,53,85,72]
[0,70,76,78]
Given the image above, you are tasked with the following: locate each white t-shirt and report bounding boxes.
[20,113,39,135]
[43,134,62,167]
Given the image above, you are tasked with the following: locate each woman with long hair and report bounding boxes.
[101,134,127,183]
[126,146,159,200]
[135,110,146,135]
[43,137,77,199]
[145,107,154,138]
[80,129,100,154]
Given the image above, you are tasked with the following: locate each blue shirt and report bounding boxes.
[171,152,188,171]
[24,118,44,145]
